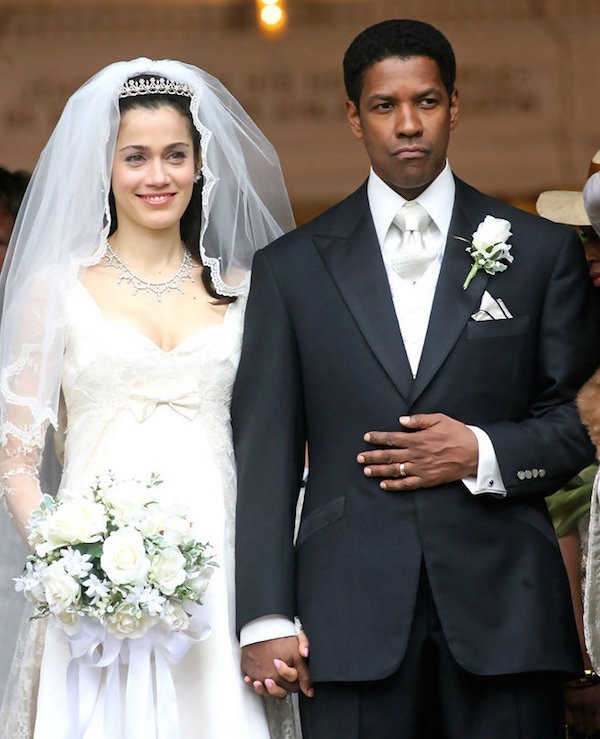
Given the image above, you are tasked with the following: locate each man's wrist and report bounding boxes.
[240,615,296,647]
[566,669,600,690]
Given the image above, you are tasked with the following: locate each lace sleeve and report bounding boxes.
[0,353,51,540]
[0,271,66,542]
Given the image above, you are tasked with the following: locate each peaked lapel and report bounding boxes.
[313,188,415,401]
[409,179,492,405]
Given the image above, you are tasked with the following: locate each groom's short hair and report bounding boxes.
[343,19,456,107]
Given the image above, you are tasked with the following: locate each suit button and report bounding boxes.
[517,471,525,480]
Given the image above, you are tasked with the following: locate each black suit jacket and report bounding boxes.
[233,177,599,683]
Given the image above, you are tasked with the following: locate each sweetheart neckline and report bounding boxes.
[73,279,235,354]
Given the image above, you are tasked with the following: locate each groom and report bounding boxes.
[232,18,600,738]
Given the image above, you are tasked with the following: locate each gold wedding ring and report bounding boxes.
[399,462,407,478]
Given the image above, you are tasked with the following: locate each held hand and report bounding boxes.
[242,635,313,699]
[565,682,600,737]
[357,413,478,490]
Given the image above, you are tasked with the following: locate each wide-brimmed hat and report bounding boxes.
[536,150,600,227]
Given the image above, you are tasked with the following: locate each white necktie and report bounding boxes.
[385,201,436,280]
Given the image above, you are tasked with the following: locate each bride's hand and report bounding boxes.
[243,632,313,699]
[267,630,312,698]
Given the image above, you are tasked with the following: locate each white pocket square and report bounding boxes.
[471,291,513,321]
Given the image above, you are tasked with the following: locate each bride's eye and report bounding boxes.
[168,150,188,163]
[125,153,145,164]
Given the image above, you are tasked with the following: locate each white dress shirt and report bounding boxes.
[240,165,505,648]
[368,163,505,499]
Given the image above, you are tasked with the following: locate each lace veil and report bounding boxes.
[0,58,294,481]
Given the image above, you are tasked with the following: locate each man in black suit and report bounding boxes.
[232,19,599,738]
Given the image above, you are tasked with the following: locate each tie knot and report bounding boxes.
[393,201,430,234]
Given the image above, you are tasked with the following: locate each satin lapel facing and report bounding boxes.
[409,198,489,406]
[314,213,414,401]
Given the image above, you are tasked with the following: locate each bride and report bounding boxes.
[0,59,298,738]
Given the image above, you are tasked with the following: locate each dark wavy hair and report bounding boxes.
[110,78,234,303]
[343,19,456,107]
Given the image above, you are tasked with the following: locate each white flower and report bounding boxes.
[17,474,214,640]
[144,503,191,545]
[106,603,156,639]
[144,589,167,616]
[457,215,514,290]
[124,584,165,616]
[149,547,187,595]
[83,573,111,603]
[14,561,46,604]
[36,498,107,555]
[101,527,150,586]
[41,562,80,614]
[101,480,158,527]
[186,564,215,601]
[54,609,80,636]
[161,601,190,632]
[471,215,512,249]
[60,548,93,578]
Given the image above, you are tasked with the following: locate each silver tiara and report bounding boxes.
[119,77,193,99]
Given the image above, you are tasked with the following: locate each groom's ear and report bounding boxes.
[449,88,459,131]
[345,100,363,140]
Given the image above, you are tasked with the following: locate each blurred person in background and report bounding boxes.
[0,167,29,268]
[537,149,600,738]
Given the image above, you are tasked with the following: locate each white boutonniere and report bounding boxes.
[456,215,514,290]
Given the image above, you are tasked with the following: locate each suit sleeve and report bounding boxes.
[482,228,600,497]
[232,248,306,634]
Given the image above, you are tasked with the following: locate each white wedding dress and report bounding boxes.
[0,280,297,739]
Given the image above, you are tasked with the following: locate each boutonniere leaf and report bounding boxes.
[456,215,514,290]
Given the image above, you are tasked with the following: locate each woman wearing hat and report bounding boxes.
[538,151,600,739]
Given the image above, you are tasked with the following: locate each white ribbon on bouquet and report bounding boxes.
[64,602,210,739]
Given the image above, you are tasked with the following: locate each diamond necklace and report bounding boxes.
[105,242,196,300]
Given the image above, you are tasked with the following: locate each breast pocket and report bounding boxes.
[467,315,530,340]
[461,315,533,412]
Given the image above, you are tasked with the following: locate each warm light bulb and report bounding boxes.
[256,0,286,35]
[260,5,283,25]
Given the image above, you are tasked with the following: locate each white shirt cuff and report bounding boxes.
[463,425,507,496]
[239,615,297,647]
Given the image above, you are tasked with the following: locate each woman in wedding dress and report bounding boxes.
[0,59,299,738]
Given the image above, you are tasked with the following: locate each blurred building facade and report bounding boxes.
[0,0,598,217]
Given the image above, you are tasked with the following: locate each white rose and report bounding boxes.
[161,601,190,632]
[147,506,191,546]
[149,548,186,595]
[41,563,80,614]
[25,577,48,605]
[138,502,169,538]
[37,498,107,553]
[186,564,215,601]
[54,609,80,636]
[100,527,150,585]
[106,603,156,639]
[102,482,156,526]
[471,215,512,249]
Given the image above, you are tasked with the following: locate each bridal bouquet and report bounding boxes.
[15,473,215,639]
